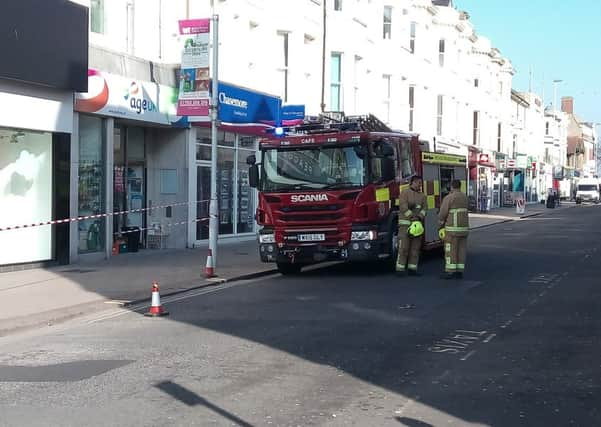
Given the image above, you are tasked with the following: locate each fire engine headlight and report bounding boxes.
[351,231,378,241]
[259,233,276,244]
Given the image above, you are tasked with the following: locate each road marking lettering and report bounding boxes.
[428,329,486,355]
[528,273,558,284]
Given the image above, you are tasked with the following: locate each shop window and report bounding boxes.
[0,128,53,264]
[78,116,105,254]
[238,149,256,233]
[218,131,235,147]
[217,147,235,235]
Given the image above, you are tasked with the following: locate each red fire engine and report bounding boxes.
[247,114,467,274]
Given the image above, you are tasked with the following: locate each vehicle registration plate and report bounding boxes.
[298,233,325,242]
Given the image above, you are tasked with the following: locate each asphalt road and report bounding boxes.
[0,205,600,427]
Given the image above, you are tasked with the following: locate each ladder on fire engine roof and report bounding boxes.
[281,113,393,135]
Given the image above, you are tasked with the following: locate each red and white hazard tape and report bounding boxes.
[0,199,210,232]
[115,217,211,235]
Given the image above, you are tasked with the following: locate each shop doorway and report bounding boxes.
[113,125,146,252]
[196,164,211,240]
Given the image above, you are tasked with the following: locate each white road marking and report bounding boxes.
[500,320,513,329]
[460,350,477,361]
[483,333,497,343]
[516,308,526,317]
[85,275,274,324]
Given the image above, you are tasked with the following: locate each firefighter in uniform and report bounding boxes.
[396,176,427,276]
[438,179,469,279]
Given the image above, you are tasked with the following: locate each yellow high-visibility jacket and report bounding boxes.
[398,188,427,227]
[438,190,469,237]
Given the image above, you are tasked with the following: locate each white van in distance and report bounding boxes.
[575,178,601,204]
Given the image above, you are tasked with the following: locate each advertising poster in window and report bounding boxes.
[177,18,211,118]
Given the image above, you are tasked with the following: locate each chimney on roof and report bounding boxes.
[561,96,574,114]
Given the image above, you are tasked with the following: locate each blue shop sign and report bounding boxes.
[281,105,305,121]
[217,82,281,124]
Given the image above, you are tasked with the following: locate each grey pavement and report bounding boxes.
[0,203,598,426]
[0,238,275,336]
[0,202,573,337]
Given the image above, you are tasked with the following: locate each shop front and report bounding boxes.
[0,79,74,269]
[0,0,87,269]
[468,148,496,212]
[194,128,259,243]
[75,69,190,260]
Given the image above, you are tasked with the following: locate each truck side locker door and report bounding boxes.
[422,163,440,244]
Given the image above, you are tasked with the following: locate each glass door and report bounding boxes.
[196,164,211,241]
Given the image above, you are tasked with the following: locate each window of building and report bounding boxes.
[91,0,104,34]
[439,39,445,67]
[330,53,342,112]
[497,122,502,152]
[353,55,362,112]
[382,75,391,123]
[474,78,479,88]
[277,31,289,102]
[545,122,550,135]
[436,95,444,136]
[334,0,342,11]
[383,6,392,39]
[473,111,480,145]
[408,85,415,132]
[498,81,503,97]
[410,22,416,54]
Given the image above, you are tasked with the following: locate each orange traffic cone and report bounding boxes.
[145,281,169,317]
[204,248,215,278]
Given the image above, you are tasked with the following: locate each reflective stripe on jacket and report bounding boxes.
[438,190,469,236]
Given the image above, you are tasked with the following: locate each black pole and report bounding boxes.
[320,0,327,113]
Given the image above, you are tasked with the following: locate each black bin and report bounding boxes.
[546,197,555,209]
[122,226,141,252]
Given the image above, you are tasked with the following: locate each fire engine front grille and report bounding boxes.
[280,213,344,222]
[279,204,343,212]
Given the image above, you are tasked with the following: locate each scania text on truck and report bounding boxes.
[247,115,468,274]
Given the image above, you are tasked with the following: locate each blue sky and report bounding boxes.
[456,0,601,124]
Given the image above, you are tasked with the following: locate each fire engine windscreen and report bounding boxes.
[261,145,366,191]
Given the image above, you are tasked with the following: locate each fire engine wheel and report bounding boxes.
[277,262,303,275]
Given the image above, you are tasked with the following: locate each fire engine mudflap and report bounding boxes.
[256,190,399,274]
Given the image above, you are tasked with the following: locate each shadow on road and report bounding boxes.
[155,380,254,427]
